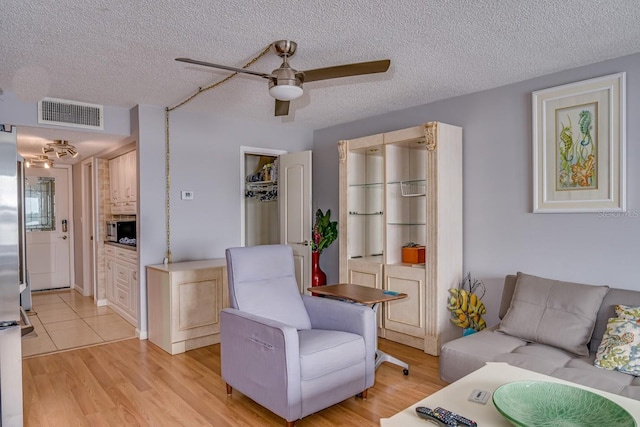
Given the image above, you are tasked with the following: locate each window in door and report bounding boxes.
[25,176,56,232]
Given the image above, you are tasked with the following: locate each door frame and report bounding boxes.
[80,158,96,297]
[239,146,286,247]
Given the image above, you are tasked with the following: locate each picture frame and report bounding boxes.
[532,72,626,213]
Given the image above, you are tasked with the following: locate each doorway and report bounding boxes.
[25,165,74,291]
[241,147,285,247]
[240,146,313,293]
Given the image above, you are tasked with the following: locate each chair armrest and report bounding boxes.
[302,295,377,386]
[220,308,302,421]
[302,294,374,334]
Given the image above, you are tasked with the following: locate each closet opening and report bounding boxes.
[240,147,286,247]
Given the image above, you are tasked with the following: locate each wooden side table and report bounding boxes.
[308,283,410,375]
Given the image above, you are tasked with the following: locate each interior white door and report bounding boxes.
[279,150,312,293]
[25,166,72,291]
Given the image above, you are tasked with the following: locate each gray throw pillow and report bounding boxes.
[498,272,609,356]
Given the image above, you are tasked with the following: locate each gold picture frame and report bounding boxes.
[532,73,626,213]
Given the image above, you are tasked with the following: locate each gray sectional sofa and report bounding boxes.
[440,272,640,400]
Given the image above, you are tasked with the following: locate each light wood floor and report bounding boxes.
[23,338,447,426]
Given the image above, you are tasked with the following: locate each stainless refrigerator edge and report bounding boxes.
[0,125,24,426]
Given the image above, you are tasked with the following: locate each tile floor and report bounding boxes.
[22,289,136,358]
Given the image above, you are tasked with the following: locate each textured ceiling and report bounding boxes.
[3,0,640,160]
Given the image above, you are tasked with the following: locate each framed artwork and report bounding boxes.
[532,72,626,213]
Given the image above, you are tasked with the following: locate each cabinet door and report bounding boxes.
[171,266,224,342]
[383,264,425,338]
[347,259,383,328]
[105,256,115,302]
[126,150,137,203]
[129,265,138,318]
[115,262,130,311]
[109,157,122,213]
[338,135,384,283]
[115,151,136,214]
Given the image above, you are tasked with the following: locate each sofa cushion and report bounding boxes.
[552,362,634,395]
[493,343,574,375]
[591,289,640,353]
[439,327,527,383]
[594,317,640,375]
[498,272,608,356]
[615,304,640,320]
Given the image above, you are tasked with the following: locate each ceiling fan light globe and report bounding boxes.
[269,84,303,101]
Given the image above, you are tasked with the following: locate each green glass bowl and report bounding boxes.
[492,381,636,427]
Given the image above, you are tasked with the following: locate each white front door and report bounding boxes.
[25,166,72,291]
[279,150,312,293]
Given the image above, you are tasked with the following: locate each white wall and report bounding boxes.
[313,53,640,326]
[134,105,313,335]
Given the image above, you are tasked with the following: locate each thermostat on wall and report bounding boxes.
[181,190,194,200]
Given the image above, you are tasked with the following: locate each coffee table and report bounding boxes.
[380,362,640,426]
[309,283,409,374]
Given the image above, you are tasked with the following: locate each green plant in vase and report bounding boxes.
[311,209,338,287]
[311,209,338,253]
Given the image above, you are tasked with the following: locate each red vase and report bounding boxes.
[311,251,326,288]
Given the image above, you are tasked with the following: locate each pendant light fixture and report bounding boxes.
[25,155,53,168]
[43,139,78,158]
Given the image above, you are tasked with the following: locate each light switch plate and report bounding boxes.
[181,190,194,200]
[468,389,490,404]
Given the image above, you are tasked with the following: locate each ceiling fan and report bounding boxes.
[176,40,391,116]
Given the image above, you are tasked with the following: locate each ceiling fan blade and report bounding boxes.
[274,100,290,116]
[175,58,271,79]
[301,59,391,83]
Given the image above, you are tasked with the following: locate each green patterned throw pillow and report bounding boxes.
[615,304,640,321]
[594,317,640,376]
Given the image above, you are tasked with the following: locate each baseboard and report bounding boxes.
[136,329,148,340]
[96,298,108,307]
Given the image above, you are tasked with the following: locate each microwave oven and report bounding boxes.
[107,220,136,245]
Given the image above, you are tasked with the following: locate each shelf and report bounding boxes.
[246,180,276,190]
[388,261,426,269]
[349,182,383,188]
[386,179,425,185]
[245,180,277,202]
[349,255,384,263]
[349,211,383,216]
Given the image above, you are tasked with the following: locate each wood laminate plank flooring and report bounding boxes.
[23,338,447,426]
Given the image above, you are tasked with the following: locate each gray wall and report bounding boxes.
[134,105,314,334]
[313,53,640,326]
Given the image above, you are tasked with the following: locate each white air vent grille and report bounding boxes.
[38,98,104,130]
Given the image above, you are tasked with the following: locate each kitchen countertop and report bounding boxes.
[104,241,137,251]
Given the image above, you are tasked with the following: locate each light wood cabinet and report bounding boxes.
[146,259,228,355]
[338,122,463,355]
[109,150,137,215]
[104,244,138,325]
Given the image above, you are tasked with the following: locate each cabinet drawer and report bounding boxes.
[116,248,137,263]
[116,263,129,283]
[105,245,115,257]
[116,286,130,308]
